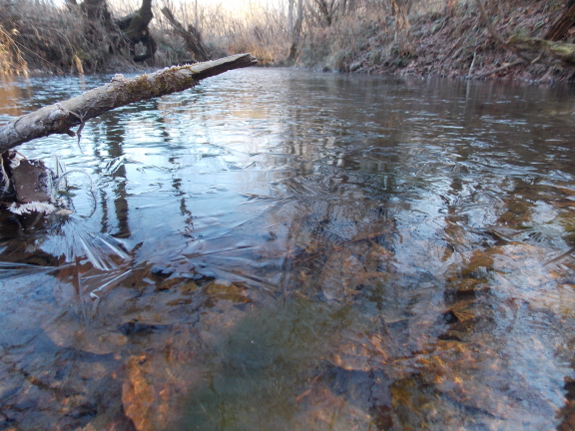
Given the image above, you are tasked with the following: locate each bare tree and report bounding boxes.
[289,0,295,36]
[115,0,156,62]
[161,6,209,62]
[390,0,412,31]
[287,0,305,64]
[313,0,338,26]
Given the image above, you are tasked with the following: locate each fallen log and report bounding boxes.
[0,53,258,153]
[474,59,523,78]
[544,0,575,42]
[507,36,575,64]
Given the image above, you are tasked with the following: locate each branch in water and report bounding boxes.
[0,53,258,153]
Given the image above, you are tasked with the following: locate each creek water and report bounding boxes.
[1,68,575,430]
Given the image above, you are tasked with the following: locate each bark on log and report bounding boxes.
[161,7,209,62]
[0,53,258,153]
[544,1,575,41]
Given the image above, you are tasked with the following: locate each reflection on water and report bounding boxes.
[1,69,575,430]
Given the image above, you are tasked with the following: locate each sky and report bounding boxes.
[107,0,282,16]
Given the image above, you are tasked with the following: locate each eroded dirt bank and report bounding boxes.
[298,1,575,83]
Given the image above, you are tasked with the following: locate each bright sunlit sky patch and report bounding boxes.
[50,0,283,16]
[110,0,282,13]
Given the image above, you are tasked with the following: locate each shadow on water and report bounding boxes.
[175,299,359,431]
[1,70,575,430]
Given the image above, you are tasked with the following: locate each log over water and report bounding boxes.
[0,53,258,153]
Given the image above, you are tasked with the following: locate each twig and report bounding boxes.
[475,59,522,78]
[474,53,542,78]
[0,156,10,194]
[545,246,575,266]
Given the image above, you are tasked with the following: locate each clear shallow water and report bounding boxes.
[1,68,575,430]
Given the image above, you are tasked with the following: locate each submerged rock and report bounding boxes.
[122,327,203,431]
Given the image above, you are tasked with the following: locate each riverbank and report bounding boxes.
[296,0,575,83]
[1,0,574,83]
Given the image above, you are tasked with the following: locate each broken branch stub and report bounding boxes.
[0,53,258,153]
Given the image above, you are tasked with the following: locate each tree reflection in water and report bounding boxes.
[0,69,574,430]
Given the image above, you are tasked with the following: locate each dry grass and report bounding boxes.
[1,0,135,74]
[216,14,290,65]
[0,0,572,81]
[0,0,469,74]
[5,2,91,73]
[295,0,575,81]
[152,1,292,65]
[0,24,28,75]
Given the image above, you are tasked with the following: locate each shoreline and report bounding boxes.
[294,1,575,84]
[2,0,575,85]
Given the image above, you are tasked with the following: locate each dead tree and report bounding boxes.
[161,7,209,62]
[115,0,156,62]
[0,54,257,153]
[0,54,257,205]
[390,0,412,32]
[287,0,304,64]
[508,37,575,64]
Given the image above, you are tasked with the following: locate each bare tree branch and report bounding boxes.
[475,59,523,78]
[161,6,209,62]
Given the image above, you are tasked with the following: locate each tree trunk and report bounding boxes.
[390,0,412,32]
[544,1,575,41]
[288,0,294,37]
[115,0,156,63]
[81,0,111,22]
[161,7,209,62]
[0,54,257,153]
[314,0,335,26]
[287,0,304,64]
